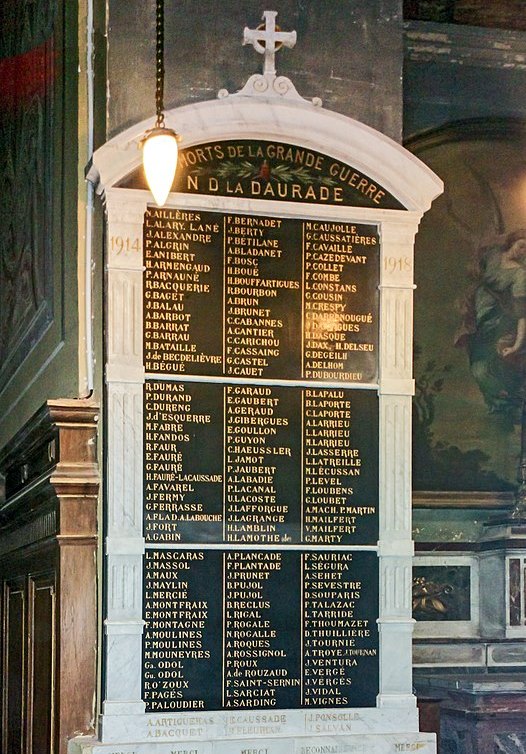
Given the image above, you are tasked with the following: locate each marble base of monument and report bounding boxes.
[69,708,435,754]
[69,731,435,754]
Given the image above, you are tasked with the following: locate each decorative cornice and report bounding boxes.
[0,399,99,537]
[404,19,526,70]
[413,491,513,509]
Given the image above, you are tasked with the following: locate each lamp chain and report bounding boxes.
[155,0,165,127]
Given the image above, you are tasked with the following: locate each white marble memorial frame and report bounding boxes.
[83,83,442,753]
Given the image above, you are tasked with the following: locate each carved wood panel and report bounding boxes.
[1,572,56,754]
[2,578,26,754]
[28,573,55,754]
[0,0,57,390]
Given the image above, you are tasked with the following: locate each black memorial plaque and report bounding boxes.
[141,202,381,716]
[303,221,379,383]
[144,381,378,546]
[225,384,302,544]
[143,210,379,383]
[143,549,222,711]
[121,139,405,211]
[302,551,378,708]
[223,550,302,709]
[224,214,303,380]
[143,549,378,712]
[302,388,378,546]
[144,208,224,375]
[144,381,224,543]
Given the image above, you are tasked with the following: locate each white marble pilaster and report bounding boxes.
[375,218,421,714]
[106,383,142,539]
[379,396,412,539]
[105,190,146,382]
[103,190,148,718]
[106,270,143,380]
[104,534,145,714]
[479,550,506,640]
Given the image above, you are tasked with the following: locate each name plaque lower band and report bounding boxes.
[143,548,379,712]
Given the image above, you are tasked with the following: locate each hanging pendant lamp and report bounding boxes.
[140,0,178,207]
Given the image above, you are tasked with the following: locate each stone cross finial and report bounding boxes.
[243,10,297,76]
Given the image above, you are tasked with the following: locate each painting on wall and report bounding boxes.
[409,120,526,494]
[412,565,471,621]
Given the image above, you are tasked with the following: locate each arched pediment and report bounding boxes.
[89,94,442,213]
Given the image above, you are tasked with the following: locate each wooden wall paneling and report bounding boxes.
[0,399,99,754]
[56,542,97,750]
[28,571,56,754]
[2,577,26,754]
[51,400,99,753]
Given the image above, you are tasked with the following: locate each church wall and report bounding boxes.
[404,20,526,138]
[404,17,526,681]
[404,21,526,550]
[0,0,102,446]
[0,3,106,744]
[6,2,526,751]
[106,0,405,142]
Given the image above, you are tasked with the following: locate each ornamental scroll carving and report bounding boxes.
[0,0,56,390]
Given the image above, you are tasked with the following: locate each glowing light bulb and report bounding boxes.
[141,127,178,207]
